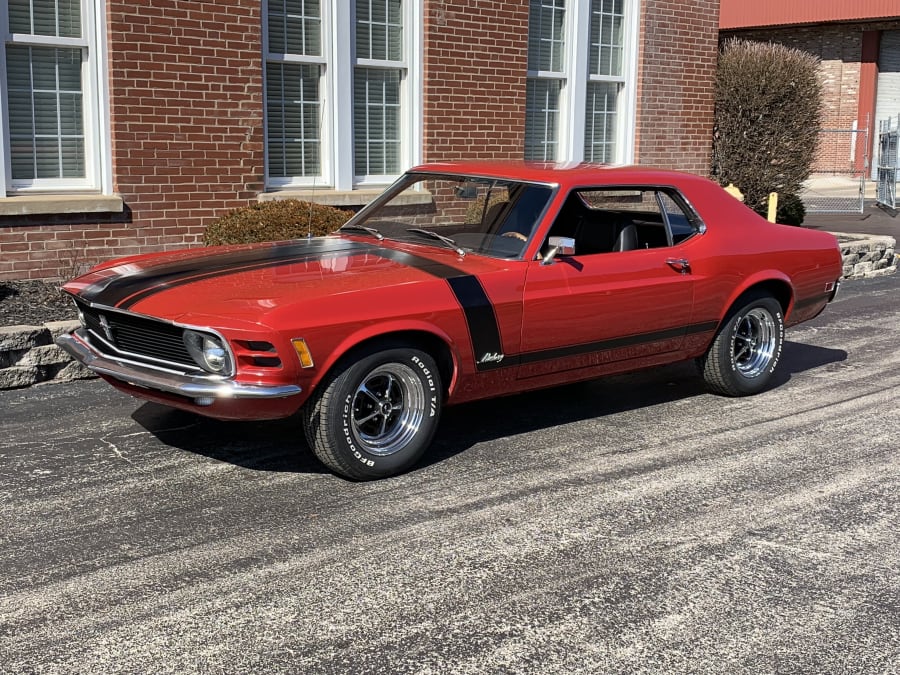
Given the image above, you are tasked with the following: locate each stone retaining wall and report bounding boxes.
[837,234,897,279]
[0,321,95,389]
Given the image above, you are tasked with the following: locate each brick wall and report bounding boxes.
[634,0,720,175]
[723,24,864,130]
[0,0,264,282]
[722,20,900,173]
[422,0,529,162]
[1,0,720,282]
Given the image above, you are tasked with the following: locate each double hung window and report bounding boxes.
[264,0,418,191]
[525,0,636,165]
[1,0,107,197]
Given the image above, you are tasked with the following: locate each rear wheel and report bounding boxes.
[302,346,442,480]
[699,293,785,396]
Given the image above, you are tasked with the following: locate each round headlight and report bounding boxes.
[183,330,230,374]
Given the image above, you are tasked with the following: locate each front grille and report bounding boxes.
[75,299,200,372]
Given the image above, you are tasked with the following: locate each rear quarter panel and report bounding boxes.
[678,179,842,340]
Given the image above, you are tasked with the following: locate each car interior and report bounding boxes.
[541,187,704,258]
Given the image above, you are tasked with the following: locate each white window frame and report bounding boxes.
[525,0,639,165]
[0,0,111,198]
[263,0,421,192]
[262,0,333,189]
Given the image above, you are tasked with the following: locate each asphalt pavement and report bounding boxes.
[804,201,900,239]
[1,274,898,673]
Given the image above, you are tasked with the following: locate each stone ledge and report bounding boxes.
[258,188,432,208]
[833,233,897,279]
[0,320,94,390]
[0,193,124,217]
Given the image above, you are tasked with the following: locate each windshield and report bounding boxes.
[343,173,555,259]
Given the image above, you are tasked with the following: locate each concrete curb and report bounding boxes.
[833,232,897,279]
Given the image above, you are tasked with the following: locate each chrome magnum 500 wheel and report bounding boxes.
[699,293,785,396]
[302,346,442,480]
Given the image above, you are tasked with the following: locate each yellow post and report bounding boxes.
[767,192,778,222]
[724,183,744,202]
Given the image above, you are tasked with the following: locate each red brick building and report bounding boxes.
[720,0,900,174]
[0,0,719,281]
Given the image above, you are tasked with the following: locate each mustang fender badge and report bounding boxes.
[478,352,504,364]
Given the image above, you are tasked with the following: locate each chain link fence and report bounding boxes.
[800,126,869,214]
[876,116,899,210]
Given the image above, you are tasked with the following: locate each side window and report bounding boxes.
[546,187,670,255]
[658,191,701,244]
[545,186,703,255]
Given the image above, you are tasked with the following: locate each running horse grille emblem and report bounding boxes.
[98,314,115,342]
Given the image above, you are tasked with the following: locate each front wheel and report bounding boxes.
[302,347,442,480]
[698,293,785,397]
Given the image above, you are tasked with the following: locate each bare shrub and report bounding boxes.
[712,39,822,220]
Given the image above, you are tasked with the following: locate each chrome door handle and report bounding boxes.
[666,258,691,274]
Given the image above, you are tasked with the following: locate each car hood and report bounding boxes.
[63,235,502,325]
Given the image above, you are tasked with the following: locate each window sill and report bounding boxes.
[259,188,432,208]
[0,194,124,217]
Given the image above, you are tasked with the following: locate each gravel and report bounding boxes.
[0,280,79,327]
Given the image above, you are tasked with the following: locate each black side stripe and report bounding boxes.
[446,276,505,371]
[793,292,831,312]
[372,249,505,371]
[512,320,719,367]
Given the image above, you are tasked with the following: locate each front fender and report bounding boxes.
[305,319,465,398]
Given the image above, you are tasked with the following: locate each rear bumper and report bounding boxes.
[57,329,302,403]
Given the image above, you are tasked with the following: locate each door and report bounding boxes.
[518,186,700,379]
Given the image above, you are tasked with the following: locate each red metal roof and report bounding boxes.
[720,0,900,29]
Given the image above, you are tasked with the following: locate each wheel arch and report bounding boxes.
[719,275,794,327]
[309,326,459,401]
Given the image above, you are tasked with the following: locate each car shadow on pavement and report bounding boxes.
[420,340,847,471]
[130,404,328,474]
[130,340,847,477]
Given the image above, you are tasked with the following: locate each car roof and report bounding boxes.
[408,161,713,189]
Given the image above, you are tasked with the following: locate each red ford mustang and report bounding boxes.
[59,163,842,479]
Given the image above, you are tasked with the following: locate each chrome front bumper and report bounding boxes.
[57,329,302,403]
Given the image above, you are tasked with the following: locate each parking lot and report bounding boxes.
[1,274,898,673]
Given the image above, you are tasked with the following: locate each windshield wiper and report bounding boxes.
[339,224,384,240]
[406,228,466,257]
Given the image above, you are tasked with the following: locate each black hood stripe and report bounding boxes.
[116,249,373,310]
[82,239,372,308]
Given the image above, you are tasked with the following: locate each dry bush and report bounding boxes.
[712,39,822,221]
[203,200,353,246]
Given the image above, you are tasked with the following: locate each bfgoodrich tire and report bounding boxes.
[302,347,442,480]
[699,293,785,397]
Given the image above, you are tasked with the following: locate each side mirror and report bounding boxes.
[541,236,576,265]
